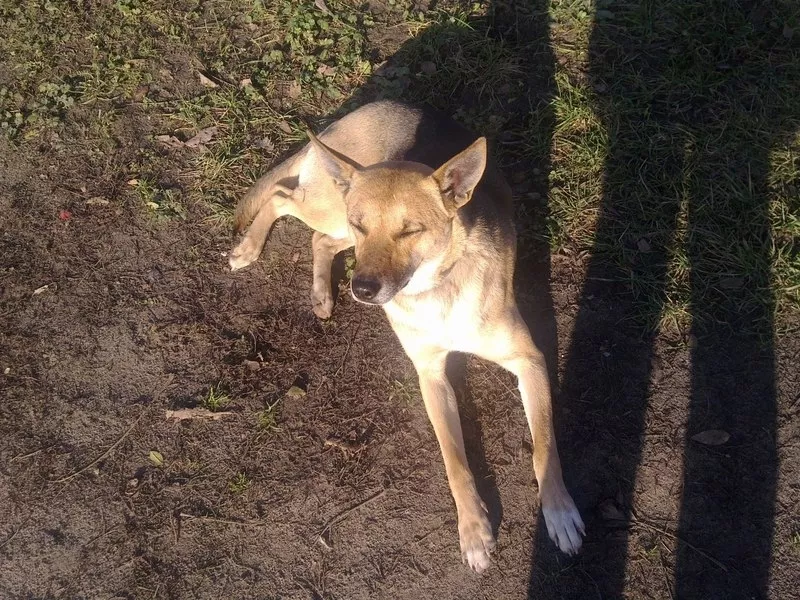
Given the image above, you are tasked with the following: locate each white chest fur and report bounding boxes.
[383,285,483,354]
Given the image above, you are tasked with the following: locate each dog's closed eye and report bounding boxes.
[349,220,368,235]
[397,225,425,239]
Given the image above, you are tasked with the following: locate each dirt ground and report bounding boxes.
[2,1,799,599]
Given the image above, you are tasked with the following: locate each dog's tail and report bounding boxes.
[233,153,299,233]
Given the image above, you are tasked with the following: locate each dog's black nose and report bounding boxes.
[352,275,382,302]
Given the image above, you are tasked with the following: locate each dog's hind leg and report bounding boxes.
[478,309,585,556]
[229,186,294,271]
[402,344,496,573]
[310,232,353,319]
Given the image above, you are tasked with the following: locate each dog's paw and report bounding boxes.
[541,487,585,556]
[458,509,495,573]
[311,296,334,319]
[310,287,334,319]
[229,237,262,271]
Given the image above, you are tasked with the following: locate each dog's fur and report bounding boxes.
[230,100,584,572]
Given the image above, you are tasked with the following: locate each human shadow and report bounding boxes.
[524,1,792,598]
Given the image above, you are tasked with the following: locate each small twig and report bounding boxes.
[178,513,267,527]
[0,518,30,549]
[334,314,362,377]
[52,410,146,484]
[319,488,387,536]
[10,443,57,462]
[631,517,728,572]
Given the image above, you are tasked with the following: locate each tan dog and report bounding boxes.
[230,101,584,572]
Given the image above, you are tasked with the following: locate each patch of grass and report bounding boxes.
[202,385,231,412]
[134,179,186,221]
[228,472,250,494]
[257,401,281,432]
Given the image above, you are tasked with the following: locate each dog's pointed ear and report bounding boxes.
[302,130,361,191]
[432,137,487,210]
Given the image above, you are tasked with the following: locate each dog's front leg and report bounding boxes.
[408,346,495,573]
[480,310,585,555]
[310,232,353,319]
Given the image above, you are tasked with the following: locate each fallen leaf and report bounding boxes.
[287,80,302,99]
[166,408,233,422]
[243,360,261,371]
[148,450,164,467]
[198,72,218,88]
[314,0,331,15]
[132,84,149,102]
[127,179,139,186]
[86,196,110,206]
[240,77,253,88]
[155,134,185,149]
[598,498,626,524]
[33,284,51,295]
[277,120,293,135]
[185,126,218,148]
[285,385,306,399]
[316,64,337,78]
[255,136,275,152]
[420,61,437,75]
[691,429,730,446]
[58,209,72,221]
[637,238,651,253]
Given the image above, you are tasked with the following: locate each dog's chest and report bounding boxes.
[383,291,482,353]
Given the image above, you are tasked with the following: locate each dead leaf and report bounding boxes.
[637,238,651,253]
[316,64,337,78]
[277,120,293,135]
[254,136,275,152]
[33,284,53,295]
[127,179,139,186]
[240,77,253,88]
[165,408,233,422]
[243,360,261,372]
[314,0,331,15]
[420,61,437,75]
[285,385,306,399]
[598,498,626,524]
[148,450,164,467]
[185,126,218,149]
[287,80,302,99]
[691,429,730,446]
[132,84,149,102]
[198,72,218,88]
[155,134,185,149]
[86,196,110,206]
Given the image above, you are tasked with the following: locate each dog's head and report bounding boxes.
[307,132,487,305]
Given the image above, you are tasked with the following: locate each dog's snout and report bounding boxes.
[351,275,382,303]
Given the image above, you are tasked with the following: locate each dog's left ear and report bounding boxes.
[432,137,487,210]
[306,130,361,191]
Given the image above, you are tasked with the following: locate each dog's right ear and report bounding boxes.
[301,130,361,192]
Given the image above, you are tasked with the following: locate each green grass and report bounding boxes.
[202,385,231,412]
[0,0,797,337]
[257,400,281,432]
[228,472,251,494]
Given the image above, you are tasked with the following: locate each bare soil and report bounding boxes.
[2,2,799,600]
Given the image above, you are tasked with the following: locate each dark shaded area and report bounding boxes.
[526,2,793,599]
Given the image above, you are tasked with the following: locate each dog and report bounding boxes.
[229,100,584,572]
